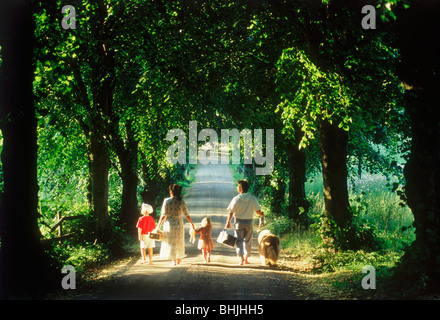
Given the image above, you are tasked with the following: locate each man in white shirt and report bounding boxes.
[226,180,264,265]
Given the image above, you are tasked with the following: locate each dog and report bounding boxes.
[258,230,281,266]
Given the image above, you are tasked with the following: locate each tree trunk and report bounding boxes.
[271,177,286,215]
[397,90,440,293]
[120,168,139,232]
[75,71,112,243]
[287,129,310,226]
[87,1,115,242]
[116,123,139,233]
[391,1,440,294]
[77,80,112,242]
[319,118,352,248]
[89,128,111,241]
[0,0,57,297]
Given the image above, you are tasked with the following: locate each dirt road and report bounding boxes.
[71,162,317,300]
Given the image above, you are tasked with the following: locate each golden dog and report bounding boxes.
[258,230,281,266]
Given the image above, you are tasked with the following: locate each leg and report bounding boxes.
[140,236,147,263]
[235,226,245,264]
[148,248,153,264]
[242,222,253,264]
[140,247,146,263]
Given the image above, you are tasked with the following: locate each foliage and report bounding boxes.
[276,48,353,149]
[37,115,89,221]
[265,170,415,298]
[48,241,110,274]
[306,173,414,251]
[2,0,436,296]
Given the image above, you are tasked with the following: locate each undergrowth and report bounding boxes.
[41,165,198,276]
[259,173,415,299]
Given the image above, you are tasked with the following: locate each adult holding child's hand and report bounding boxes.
[157,184,195,266]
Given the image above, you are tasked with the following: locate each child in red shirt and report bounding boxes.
[136,203,156,264]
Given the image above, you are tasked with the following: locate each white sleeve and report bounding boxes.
[253,196,261,211]
[227,197,237,212]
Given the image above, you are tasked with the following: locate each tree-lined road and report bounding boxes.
[71,162,315,300]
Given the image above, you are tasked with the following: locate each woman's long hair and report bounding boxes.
[169,184,182,201]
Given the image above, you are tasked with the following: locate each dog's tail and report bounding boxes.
[264,241,278,266]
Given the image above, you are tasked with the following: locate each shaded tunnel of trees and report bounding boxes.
[0,0,439,297]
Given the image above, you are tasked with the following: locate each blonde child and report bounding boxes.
[136,203,156,264]
[193,217,214,263]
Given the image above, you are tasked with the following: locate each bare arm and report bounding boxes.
[156,214,166,230]
[185,215,195,229]
[180,200,195,229]
[225,211,234,229]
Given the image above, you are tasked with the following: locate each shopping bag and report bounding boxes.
[216,229,237,248]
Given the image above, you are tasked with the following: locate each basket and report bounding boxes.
[149,231,163,241]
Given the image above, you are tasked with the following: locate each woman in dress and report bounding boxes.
[157,184,195,266]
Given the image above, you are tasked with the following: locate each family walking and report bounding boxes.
[137,180,263,266]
